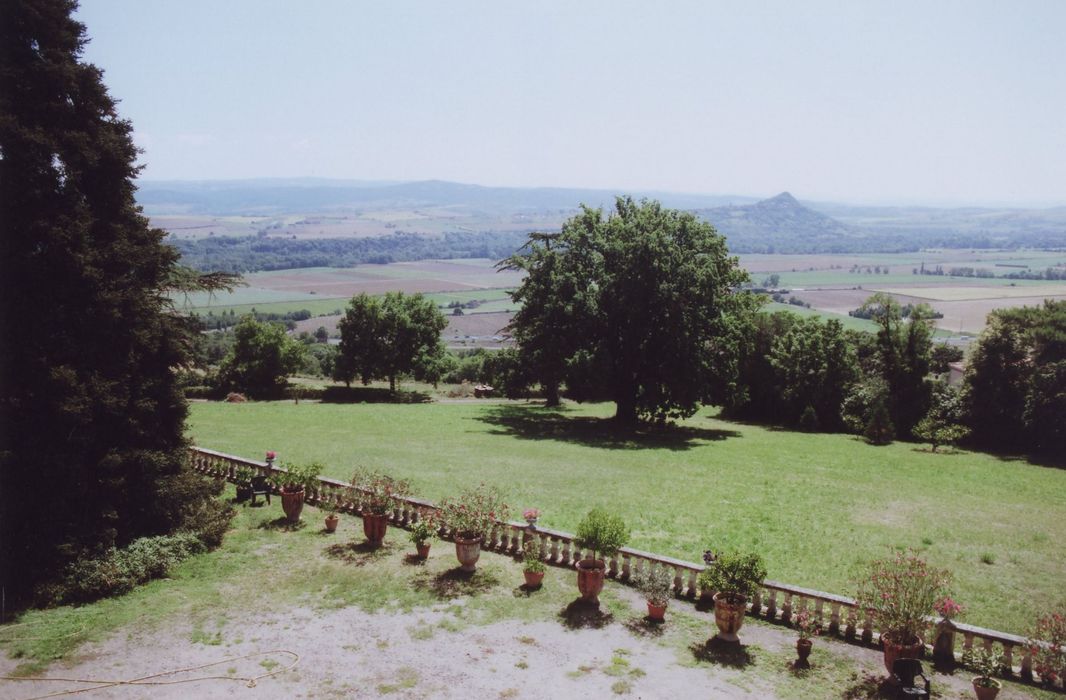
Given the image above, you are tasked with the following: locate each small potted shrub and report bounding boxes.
[698,549,767,643]
[521,539,546,588]
[437,484,509,572]
[270,461,323,522]
[320,500,340,533]
[523,508,541,528]
[794,609,823,668]
[1027,610,1065,688]
[633,566,673,622]
[409,513,435,559]
[573,509,629,605]
[964,647,1003,700]
[234,466,255,502]
[855,550,952,673]
[351,469,411,548]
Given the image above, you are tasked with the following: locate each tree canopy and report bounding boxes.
[218,316,307,398]
[334,292,448,392]
[0,0,234,602]
[503,197,756,423]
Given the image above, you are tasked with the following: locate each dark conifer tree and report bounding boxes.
[0,0,230,604]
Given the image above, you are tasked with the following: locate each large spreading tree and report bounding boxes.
[503,197,756,423]
[333,292,448,392]
[218,316,306,398]
[0,0,233,602]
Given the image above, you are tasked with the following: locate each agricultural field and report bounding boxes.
[186,400,1066,637]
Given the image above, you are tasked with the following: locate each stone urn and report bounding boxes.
[795,638,813,667]
[280,487,305,522]
[576,559,606,604]
[881,632,924,675]
[455,536,482,572]
[362,513,388,547]
[712,592,748,642]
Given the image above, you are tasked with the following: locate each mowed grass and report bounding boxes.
[187,401,1066,636]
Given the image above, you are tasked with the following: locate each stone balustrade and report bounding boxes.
[188,446,1061,689]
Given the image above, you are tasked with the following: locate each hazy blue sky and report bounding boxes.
[75,0,1065,206]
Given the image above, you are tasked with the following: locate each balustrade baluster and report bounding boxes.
[962,632,974,654]
[621,553,631,580]
[829,602,841,635]
[860,609,873,644]
[1001,643,1014,677]
[608,554,619,578]
[750,588,762,617]
[1020,646,1033,682]
[671,567,682,595]
[685,569,697,598]
[766,590,778,621]
[561,539,571,564]
[844,605,856,640]
[550,537,560,564]
[782,592,793,623]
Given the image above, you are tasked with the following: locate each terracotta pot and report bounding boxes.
[647,601,667,622]
[712,592,748,642]
[455,536,482,572]
[881,632,924,674]
[972,677,1001,700]
[524,570,545,588]
[576,559,606,604]
[324,514,339,533]
[416,542,431,559]
[280,488,305,522]
[362,513,388,547]
[796,638,813,664]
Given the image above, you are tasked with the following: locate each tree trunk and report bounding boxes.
[389,375,396,393]
[544,382,560,407]
[614,395,638,425]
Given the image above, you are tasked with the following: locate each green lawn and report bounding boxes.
[187,400,1066,636]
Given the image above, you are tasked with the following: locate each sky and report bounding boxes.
[75,0,1066,206]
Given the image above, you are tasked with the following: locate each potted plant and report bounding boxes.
[1027,610,1065,688]
[320,500,340,533]
[437,484,509,572]
[234,466,255,502]
[964,647,1003,700]
[794,609,823,668]
[855,550,952,674]
[270,461,323,523]
[523,508,541,528]
[351,469,411,548]
[573,509,629,605]
[697,549,767,643]
[408,513,435,559]
[633,566,673,622]
[521,539,546,588]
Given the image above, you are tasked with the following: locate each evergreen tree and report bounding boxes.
[0,0,233,603]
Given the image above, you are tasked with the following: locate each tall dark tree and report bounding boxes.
[504,197,756,423]
[0,0,233,603]
[769,317,857,430]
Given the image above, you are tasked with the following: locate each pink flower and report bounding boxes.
[265,451,277,460]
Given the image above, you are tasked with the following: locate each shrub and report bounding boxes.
[864,398,895,445]
[225,392,248,403]
[697,550,767,604]
[409,515,436,546]
[633,566,673,606]
[1028,611,1066,686]
[351,469,412,515]
[855,550,952,645]
[574,509,629,561]
[437,484,510,540]
[798,405,820,432]
[270,461,323,493]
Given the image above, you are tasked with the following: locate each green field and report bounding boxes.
[187,400,1066,636]
[763,303,880,333]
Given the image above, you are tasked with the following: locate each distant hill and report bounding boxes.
[696,192,861,253]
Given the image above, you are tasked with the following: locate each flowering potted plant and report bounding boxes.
[855,550,952,674]
[408,513,435,559]
[573,509,629,605]
[933,596,964,664]
[437,484,509,572]
[270,461,323,522]
[523,508,541,528]
[697,550,767,643]
[234,466,255,502]
[963,647,1003,700]
[1027,610,1065,688]
[521,539,546,588]
[351,469,411,548]
[794,609,823,667]
[633,566,673,622]
[265,450,277,463]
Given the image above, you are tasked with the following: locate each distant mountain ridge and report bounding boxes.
[698,192,859,252]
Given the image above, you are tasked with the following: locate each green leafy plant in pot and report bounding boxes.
[270,461,324,523]
[437,484,509,572]
[319,500,340,533]
[634,565,674,622]
[697,550,767,643]
[573,509,629,606]
[234,466,255,502]
[521,539,546,589]
[964,647,1003,700]
[408,511,436,560]
[351,469,411,548]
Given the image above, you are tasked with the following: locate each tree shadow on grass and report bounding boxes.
[257,517,306,532]
[411,568,500,600]
[320,386,432,404]
[474,405,741,451]
[558,600,614,630]
[841,671,895,699]
[689,637,756,669]
[324,540,396,567]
